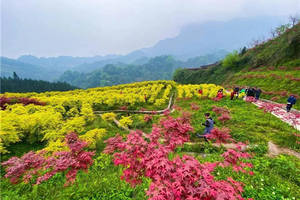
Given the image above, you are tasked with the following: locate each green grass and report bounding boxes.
[0,154,149,200]
[1,97,300,200]
[174,97,299,151]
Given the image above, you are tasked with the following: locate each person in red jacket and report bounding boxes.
[216,89,224,100]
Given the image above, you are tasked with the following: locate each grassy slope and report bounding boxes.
[1,96,300,199]
[174,23,300,109]
[174,97,300,199]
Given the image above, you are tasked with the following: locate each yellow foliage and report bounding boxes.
[0,80,226,154]
[101,112,117,121]
[80,128,106,149]
[81,103,95,123]
[119,116,133,128]
[176,84,226,99]
[43,139,67,154]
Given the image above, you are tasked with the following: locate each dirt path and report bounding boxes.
[267,141,300,159]
[252,99,300,131]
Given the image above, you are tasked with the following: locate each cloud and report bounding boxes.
[2,0,300,57]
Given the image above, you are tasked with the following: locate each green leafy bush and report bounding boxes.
[222,51,241,68]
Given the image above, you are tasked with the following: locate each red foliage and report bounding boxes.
[104,115,253,200]
[173,105,182,111]
[218,113,232,124]
[245,96,257,103]
[290,77,300,81]
[1,151,47,184]
[220,149,253,175]
[212,97,221,102]
[140,107,146,111]
[190,102,200,111]
[120,106,128,110]
[212,106,230,115]
[268,66,275,70]
[206,127,234,143]
[2,132,95,186]
[181,111,193,123]
[144,114,153,123]
[212,106,231,124]
[270,96,280,101]
[280,91,288,97]
[0,96,46,110]
[163,109,171,116]
[258,102,283,113]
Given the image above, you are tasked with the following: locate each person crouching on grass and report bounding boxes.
[196,113,214,141]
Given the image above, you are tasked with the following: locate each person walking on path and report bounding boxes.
[196,113,214,141]
[255,88,262,100]
[287,95,297,112]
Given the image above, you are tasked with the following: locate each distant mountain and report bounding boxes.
[18,55,119,72]
[139,16,286,59]
[59,56,180,88]
[0,57,57,81]
[71,51,147,72]
[58,52,228,88]
[5,16,287,81]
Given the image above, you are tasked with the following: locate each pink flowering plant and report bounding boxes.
[2,132,95,186]
[104,114,253,200]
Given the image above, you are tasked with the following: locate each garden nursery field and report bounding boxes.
[1,80,300,200]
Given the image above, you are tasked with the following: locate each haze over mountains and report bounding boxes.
[1,16,287,86]
[138,16,284,59]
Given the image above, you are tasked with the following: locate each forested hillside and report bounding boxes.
[1,75,77,93]
[174,22,300,108]
[0,57,58,81]
[59,53,227,88]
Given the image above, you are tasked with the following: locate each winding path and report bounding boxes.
[267,141,300,159]
[252,99,300,131]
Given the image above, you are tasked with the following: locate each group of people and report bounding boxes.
[215,86,263,101]
[196,86,297,140]
[230,86,262,100]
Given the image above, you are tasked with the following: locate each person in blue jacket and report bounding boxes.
[196,113,214,141]
[287,95,297,112]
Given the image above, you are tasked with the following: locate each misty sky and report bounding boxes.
[2,0,300,58]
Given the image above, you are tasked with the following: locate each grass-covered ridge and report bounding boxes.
[173,23,300,108]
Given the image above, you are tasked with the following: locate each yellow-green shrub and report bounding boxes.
[79,128,106,149]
